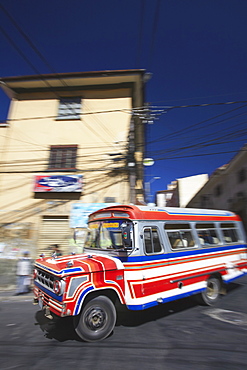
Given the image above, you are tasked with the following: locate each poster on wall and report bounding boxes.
[70,203,117,228]
[34,175,83,192]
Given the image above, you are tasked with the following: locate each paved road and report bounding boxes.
[1,276,247,370]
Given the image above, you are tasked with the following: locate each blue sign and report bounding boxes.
[34,175,83,192]
[70,203,117,228]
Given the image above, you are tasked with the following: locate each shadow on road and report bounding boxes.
[35,311,83,342]
[34,281,242,343]
[116,295,197,327]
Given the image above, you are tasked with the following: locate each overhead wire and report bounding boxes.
[0,4,59,76]
[0,24,65,99]
[0,3,136,215]
[136,102,247,160]
[150,129,247,158]
[145,104,247,146]
[149,115,247,156]
[148,118,247,157]
[0,3,70,91]
[1,100,247,124]
[1,3,246,182]
[155,148,247,161]
[0,174,128,225]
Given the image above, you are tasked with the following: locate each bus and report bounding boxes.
[33,205,247,342]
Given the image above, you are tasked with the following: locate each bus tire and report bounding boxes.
[74,295,116,342]
[198,276,221,306]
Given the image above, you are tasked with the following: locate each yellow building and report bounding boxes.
[0,69,146,257]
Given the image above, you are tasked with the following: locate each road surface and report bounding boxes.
[0,276,247,370]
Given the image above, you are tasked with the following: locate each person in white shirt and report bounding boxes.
[15,251,32,295]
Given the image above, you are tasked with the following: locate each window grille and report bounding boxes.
[57,97,81,120]
[48,145,77,170]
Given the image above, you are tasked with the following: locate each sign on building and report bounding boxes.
[34,175,83,192]
[70,203,117,228]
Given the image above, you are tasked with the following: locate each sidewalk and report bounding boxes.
[0,288,33,302]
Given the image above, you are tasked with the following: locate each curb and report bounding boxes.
[0,294,33,302]
[0,290,33,302]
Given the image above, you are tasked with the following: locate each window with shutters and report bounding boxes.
[48,145,77,170]
[57,97,81,120]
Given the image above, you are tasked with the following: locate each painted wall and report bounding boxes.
[0,96,132,256]
[177,174,209,207]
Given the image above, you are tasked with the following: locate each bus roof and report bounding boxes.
[88,204,240,222]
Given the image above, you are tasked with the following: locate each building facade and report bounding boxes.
[187,145,247,233]
[156,174,208,207]
[0,70,146,257]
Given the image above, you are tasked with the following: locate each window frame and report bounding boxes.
[195,222,220,247]
[143,226,163,255]
[48,145,78,171]
[164,222,196,251]
[237,168,246,183]
[56,97,82,120]
[214,184,223,197]
[220,222,241,244]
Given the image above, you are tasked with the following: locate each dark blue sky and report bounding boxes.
[1,0,247,200]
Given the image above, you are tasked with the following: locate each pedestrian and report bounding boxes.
[51,244,62,257]
[15,251,32,295]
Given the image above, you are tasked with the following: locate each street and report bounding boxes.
[0,276,247,370]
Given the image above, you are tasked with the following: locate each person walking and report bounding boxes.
[51,244,62,257]
[15,251,32,295]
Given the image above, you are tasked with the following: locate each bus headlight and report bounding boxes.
[53,279,65,295]
[53,280,61,295]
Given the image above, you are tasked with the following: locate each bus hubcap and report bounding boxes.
[85,307,106,330]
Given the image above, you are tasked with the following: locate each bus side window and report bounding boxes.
[165,223,195,250]
[221,223,240,243]
[143,227,162,254]
[196,223,219,246]
[144,228,152,253]
[167,231,185,249]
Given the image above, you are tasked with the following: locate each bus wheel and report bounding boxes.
[74,296,116,342]
[200,277,221,306]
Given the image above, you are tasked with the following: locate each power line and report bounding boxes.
[150,131,247,158]
[0,3,69,89]
[0,24,43,77]
[155,148,247,161]
[150,115,247,152]
[140,103,247,148]
[0,4,55,74]
[0,23,63,99]
[3,100,247,124]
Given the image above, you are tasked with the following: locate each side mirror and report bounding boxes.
[121,223,132,249]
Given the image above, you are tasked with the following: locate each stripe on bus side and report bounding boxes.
[126,263,226,299]
[122,246,246,271]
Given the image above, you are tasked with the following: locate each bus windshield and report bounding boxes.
[85,219,133,250]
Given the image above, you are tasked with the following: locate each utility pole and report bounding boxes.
[128,115,136,204]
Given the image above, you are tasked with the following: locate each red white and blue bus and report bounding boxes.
[33,205,247,342]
